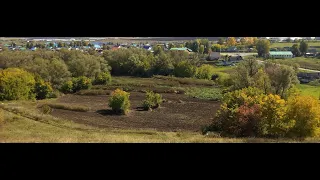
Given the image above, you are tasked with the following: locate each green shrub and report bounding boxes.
[41,105,52,114]
[50,90,62,98]
[308,79,320,86]
[142,91,163,110]
[93,72,112,85]
[173,61,197,78]
[0,68,36,101]
[72,76,92,92]
[213,72,233,87]
[34,76,54,100]
[61,76,92,93]
[60,80,74,94]
[209,88,290,137]
[108,89,130,114]
[196,64,215,80]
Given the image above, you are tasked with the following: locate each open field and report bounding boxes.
[265,57,320,71]
[296,84,320,99]
[271,42,320,48]
[0,76,223,142]
[1,74,320,142]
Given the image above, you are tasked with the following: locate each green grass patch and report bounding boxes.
[296,84,320,99]
[266,57,320,71]
[185,87,223,101]
[271,42,320,48]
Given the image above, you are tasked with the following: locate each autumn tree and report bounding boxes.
[240,38,246,45]
[211,44,221,52]
[286,95,320,137]
[226,37,237,46]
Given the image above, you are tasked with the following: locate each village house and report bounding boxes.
[170,47,193,54]
[268,51,293,59]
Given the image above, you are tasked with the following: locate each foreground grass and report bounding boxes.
[297,84,320,99]
[2,109,320,143]
[1,100,320,143]
[39,103,91,112]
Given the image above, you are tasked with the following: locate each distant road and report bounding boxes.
[256,60,320,73]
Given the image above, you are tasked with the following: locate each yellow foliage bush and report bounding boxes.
[259,94,294,137]
[286,95,320,137]
[108,89,130,115]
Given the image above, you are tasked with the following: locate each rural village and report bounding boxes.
[1,37,320,142]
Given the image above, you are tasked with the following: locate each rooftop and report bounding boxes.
[269,51,293,55]
[170,47,192,52]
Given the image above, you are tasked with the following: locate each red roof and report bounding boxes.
[111,46,121,51]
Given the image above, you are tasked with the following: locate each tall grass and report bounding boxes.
[39,103,90,112]
[153,75,216,86]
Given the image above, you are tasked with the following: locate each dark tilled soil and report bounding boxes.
[51,92,221,132]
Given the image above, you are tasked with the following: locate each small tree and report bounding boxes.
[0,68,36,100]
[256,39,270,57]
[61,80,74,94]
[217,37,225,45]
[286,95,320,138]
[109,89,130,115]
[199,45,204,54]
[142,91,162,110]
[174,61,197,78]
[291,44,301,57]
[299,40,309,56]
[93,72,112,85]
[226,37,237,47]
[72,76,92,92]
[196,64,215,80]
[34,75,54,100]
